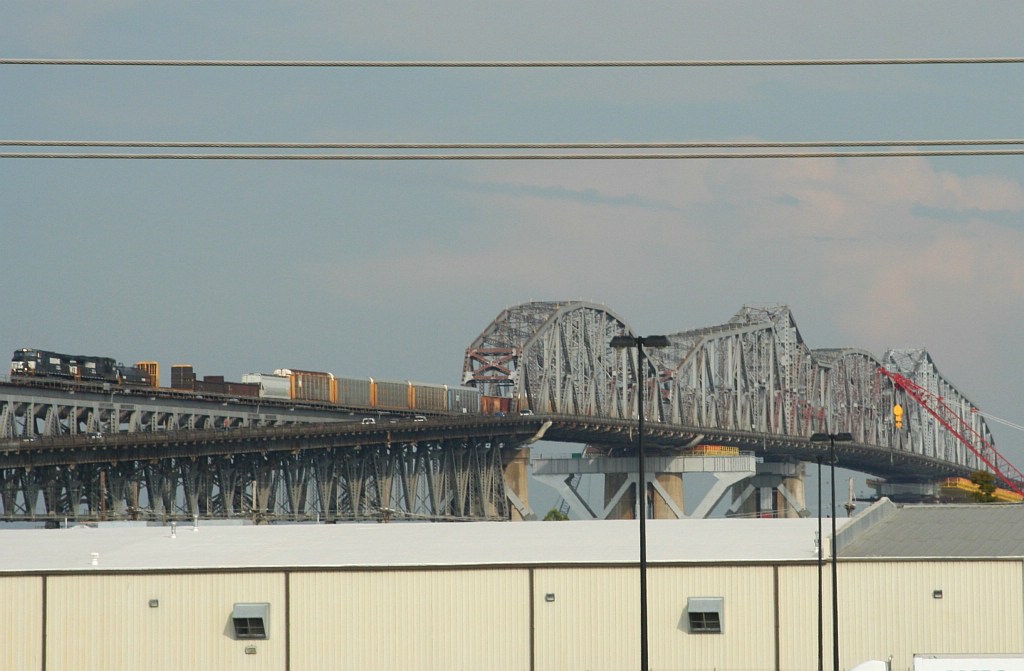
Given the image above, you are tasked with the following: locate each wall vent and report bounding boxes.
[232,602,270,640]
[686,596,724,634]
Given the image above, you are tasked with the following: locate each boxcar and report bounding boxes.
[481,395,512,415]
[224,381,260,398]
[336,376,374,408]
[448,386,481,414]
[375,379,412,411]
[275,369,336,403]
[410,381,448,413]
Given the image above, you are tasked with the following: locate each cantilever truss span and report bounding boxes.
[464,301,997,475]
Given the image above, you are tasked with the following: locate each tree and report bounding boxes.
[543,508,569,521]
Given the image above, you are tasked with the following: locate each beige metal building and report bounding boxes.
[1,500,1022,671]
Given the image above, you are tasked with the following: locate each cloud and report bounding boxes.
[318,156,1024,299]
[308,152,1024,424]
[466,180,680,211]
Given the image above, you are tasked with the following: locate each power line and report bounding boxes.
[2,57,1023,67]
[2,139,1023,149]
[5,59,1019,160]
[3,149,1024,160]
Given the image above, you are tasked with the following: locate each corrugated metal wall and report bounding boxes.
[653,565,778,671]
[3,559,1022,671]
[0,576,42,671]
[777,561,1024,671]
[533,565,778,671]
[289,568,530,671]
[532,567,639,671]
[776,565,825,671]
[832,560,1024,671]
[45,572,285,671]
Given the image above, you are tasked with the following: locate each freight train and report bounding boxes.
[10,348,482,415]
[240,370,481,414]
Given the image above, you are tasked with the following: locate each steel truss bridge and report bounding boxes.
[0,301,1006,523]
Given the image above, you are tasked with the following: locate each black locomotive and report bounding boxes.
[10,348,151,386]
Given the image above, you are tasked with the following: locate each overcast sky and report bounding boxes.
[3,3,1023,491]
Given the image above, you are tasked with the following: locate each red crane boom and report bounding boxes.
[878,367,1024,497]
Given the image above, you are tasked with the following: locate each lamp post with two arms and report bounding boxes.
[610,333,670,671]
[809,431,854,671]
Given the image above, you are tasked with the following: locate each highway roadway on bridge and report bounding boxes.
[0,414,970,484]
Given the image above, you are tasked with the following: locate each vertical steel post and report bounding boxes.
[637,340,649,671]
[612,333,668,671]
[831,437,840,671]
[811,430,851,671]
[817,455,823,671]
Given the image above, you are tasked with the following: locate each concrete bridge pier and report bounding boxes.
[503,447,535,521]
[533,453,757,520]
[652,473,685,519]
[604,472,634,519]
[603,472,686,520]
[727,461,807,518]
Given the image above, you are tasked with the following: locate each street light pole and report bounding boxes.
[611,333,670,671]
[830,437,839,671]
[810,431,853,671]
[816,455,823,671]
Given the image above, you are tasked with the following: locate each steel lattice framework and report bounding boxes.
[882,349,995,472]
[464,301,994,472]
[464,301,641,417]
[0,419,514,523]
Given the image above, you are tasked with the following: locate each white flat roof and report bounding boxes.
[0,518,829,573]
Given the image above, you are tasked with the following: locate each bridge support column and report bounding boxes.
[728,461,806,518]
[535,453,756,520]
[651,473,685,519]
[781,469,806,517]
[503,447,533,521]
[604,472,635,519]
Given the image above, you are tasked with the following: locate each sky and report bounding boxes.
[2,2,1023,510]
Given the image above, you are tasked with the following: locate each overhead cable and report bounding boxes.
[3,149,1024,160]
[2,57,1023,67]
[2,139,1023,149]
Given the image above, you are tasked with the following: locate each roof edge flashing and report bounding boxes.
[834,497,898,555]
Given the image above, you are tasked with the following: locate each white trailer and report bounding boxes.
[914,654,1024,671]
[853,654,1024,671]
